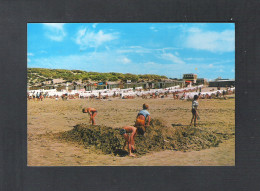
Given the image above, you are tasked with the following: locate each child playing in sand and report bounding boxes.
[82,107,97,125]
[120,126,145,157]
[190,95,199,127]
[134,104,151,129]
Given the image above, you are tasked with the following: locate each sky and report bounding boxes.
[27,23,235,80]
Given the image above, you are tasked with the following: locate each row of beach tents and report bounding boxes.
[28,85,235,99]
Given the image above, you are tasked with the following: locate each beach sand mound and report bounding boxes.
[59,118,227,156]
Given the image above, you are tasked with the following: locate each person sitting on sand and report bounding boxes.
[82,107,98,125]
[190,95,199,127]
[120,126,145,157]
[134,104,151,129]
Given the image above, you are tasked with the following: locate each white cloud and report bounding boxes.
[140,61,200,78]
[117,46,180,55]
[209,64,214,68]
[122,57,131,64]
[75,28,118,49]
[43,23,66,42]
[184,57,206,61]
[143,62,157,67]
[185,29,235,52]
[29,55,92,70]
[40,50,47,54]
[92,23,98,28]
[160,53,185,64]
[27,52,33,63]
[150,26,158,32]
[28,52,128,72]
[129,46,143,49]
[188,27,201,33]
[117,46,151,54]
[116,57,131,64]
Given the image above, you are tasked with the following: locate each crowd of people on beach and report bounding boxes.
[27,85,235,101]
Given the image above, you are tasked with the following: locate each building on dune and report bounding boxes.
[183,73,198,84]
[196,78,208,85]
[121,79,184,89]
[28,78,185,91]
[209,79,235,87]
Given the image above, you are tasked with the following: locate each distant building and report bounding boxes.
[209,79,235,87]
[183,73,198,84]
[52,78,66,84]
[196,78,208,85]
[29,78,185,91]
[155,80,184,89]
[124,79,184,89]
[106,82,121,89]
[43,79,52,85]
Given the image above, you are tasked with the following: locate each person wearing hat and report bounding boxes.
[134,104,151,129]
[82,107,98,125]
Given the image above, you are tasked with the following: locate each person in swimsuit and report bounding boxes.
[120,125,145,157]
[190,95,199,127]
[134,104,151,130]
[82,107,98,125]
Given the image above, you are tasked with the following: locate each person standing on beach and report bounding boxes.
[190,95,199,127]
[82,107,98,125]
[134,104,151,129]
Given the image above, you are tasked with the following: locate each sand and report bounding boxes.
[27,95,235,166]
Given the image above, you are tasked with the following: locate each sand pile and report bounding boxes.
[59,125,123,154]
[59,118,229,156]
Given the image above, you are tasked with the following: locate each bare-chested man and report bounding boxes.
[120,126,145,157]
[82,107,98,125]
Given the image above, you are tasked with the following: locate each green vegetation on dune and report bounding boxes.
[27,68,168,84]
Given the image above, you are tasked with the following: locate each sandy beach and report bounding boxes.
[27,90,235,166]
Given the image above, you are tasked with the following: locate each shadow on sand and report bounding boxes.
[113,149,129,157]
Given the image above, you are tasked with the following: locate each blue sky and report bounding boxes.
[27,23,235,80]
